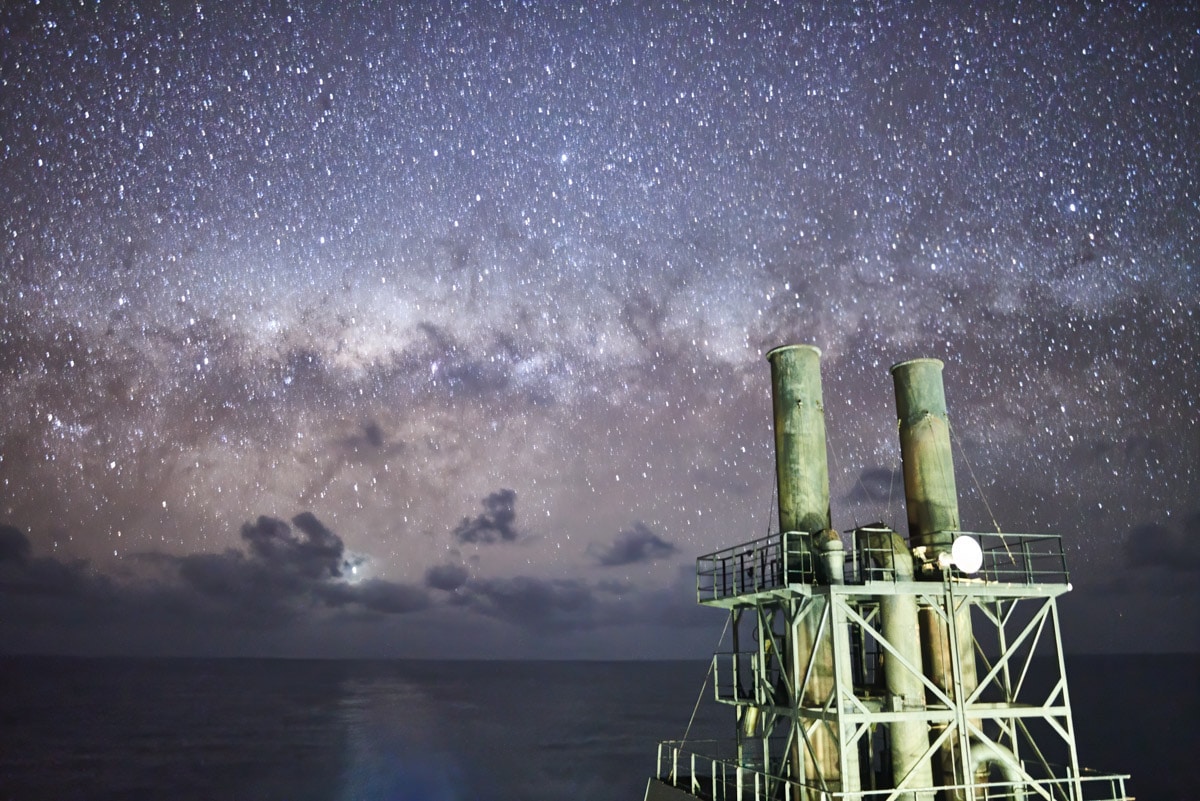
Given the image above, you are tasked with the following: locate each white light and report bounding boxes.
[951,535,984,575]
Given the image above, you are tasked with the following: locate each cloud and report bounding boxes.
[643,562,724,629]
[318,579,430,615]
[425,563,470,591]
[452,489,521,545]
[0,527,113,606]
[241,512,347,579]
[455,576,598,631]
[301,420,407,505]
[1,520,720,656]
[0,515,430,651]
[1079,512,1200,605]
[450,565,717,635]
[1121,514,1200,573]
[179,513,430,619]
[352,420,386,449]
[0,524,32,562]
[588,522,677,566]
[329,420,406,467]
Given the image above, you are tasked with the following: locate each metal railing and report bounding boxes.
[850,531,1070,586]
[653,741,1131,801]
[970,532,1070,585]
[696,532,815,602]
[711,651,757,705]
[697,530,1071,602]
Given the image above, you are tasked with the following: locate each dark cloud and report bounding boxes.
[588,522,677,567]
[1,518,719,656]
[302,421,407,506]
[184,513,430,619]
[455,576,598,631]
[174,551,261,604]
[0,524,32,562]
[241,513,347,579]
[451,566,717,635]
[318,579,430,615]
[0,516,429,652]
[334,420,401,458]
[0,528,113,605]
[453,489,521,545]
[361,421,385,449]
[425,563,469,591]
[1122,515,1200,572]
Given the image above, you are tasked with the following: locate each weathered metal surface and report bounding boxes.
[767,344,831,535]
[765,345,853,798]
[891,358,981,796]
[891,358,959,557]
[860,527,936,800]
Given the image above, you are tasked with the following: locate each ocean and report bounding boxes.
[0,654,1194,801]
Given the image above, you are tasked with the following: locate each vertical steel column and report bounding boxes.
[828,590,863,795]
[866,528,936,799]
[1049,599,1085,799]
[891,358,979,793]
[766,345,837,798]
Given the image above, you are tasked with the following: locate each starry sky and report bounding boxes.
[1,0,1196,658]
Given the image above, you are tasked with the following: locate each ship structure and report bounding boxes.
[646,344,1131,801]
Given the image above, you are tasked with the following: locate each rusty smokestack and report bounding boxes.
[890,358,959,559]
[890,357,978,794]
[766,345,857,795]
[766,344,831,535]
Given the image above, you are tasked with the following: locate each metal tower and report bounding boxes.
[646,345,1131,801]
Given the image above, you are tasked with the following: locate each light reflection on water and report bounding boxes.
[330,661,720,801]
[336,674,471,801]
[0,657,717,801]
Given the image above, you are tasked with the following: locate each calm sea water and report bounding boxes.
[0,655,1194,801]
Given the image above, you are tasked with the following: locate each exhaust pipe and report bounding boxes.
[891,358,979,794]
[766,345,857,796]
[767,344,831,535]
[890,358,960,561]
[861,526,935,800]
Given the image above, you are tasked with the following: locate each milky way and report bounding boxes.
[1,1,1196,657]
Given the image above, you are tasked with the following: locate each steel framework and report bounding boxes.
[651,529,1132,801]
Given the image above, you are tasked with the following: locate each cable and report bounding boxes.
[682,612,731,745]
[948,421,1002,535]
[765,468,777,537]
[949,421,1016,565]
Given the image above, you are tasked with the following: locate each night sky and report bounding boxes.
[1,0,1196,659]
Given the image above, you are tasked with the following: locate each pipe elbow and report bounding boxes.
[969,740,1026,801]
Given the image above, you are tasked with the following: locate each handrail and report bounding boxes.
[697,530,1071,602]
[696,531,816,602]
[852,530,1070,586]
[653,740,1130,801]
